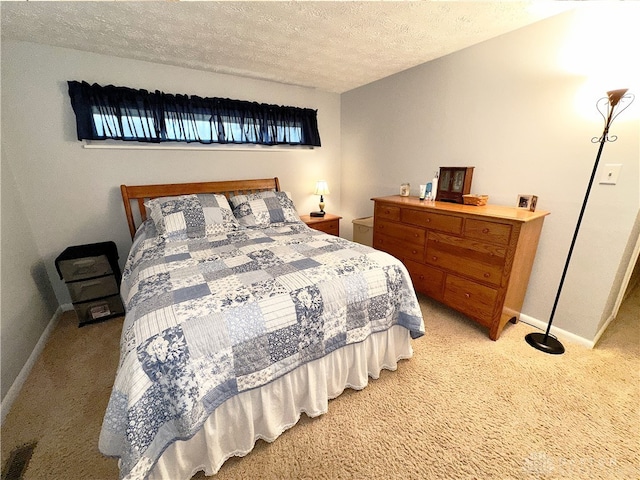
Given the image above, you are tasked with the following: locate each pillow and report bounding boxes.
[145,194,239,239]
[229,191,300,228]
[198,194,241,235]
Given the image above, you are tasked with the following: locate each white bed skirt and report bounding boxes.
[149,325,413,480]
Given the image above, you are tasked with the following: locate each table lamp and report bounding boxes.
[311,180,329,217]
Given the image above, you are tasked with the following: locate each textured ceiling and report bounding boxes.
[0,1,575,93]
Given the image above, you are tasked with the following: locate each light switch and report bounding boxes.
[599,164,622,185]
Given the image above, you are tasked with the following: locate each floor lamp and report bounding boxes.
[525,88,635,355]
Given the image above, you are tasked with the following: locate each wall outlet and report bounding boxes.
[599,164,622,185]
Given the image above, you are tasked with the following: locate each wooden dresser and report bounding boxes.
[372,196,549,340]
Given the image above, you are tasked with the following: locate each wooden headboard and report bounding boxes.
[121,177,281,239]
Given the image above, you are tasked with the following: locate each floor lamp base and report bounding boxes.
[525,332,565,355]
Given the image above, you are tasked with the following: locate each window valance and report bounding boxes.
[67,81,321,147]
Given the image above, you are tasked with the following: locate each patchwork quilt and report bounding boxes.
[99,221,424,480]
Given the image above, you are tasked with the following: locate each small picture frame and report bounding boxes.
[517,194,538,211]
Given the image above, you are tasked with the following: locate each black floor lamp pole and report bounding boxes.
[525,88,635,355]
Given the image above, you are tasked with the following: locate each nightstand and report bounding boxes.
[55,241,125,326]
[300,213,342,236]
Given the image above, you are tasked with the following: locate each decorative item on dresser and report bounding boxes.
[372,195,549,340]
[516,194,538,212]
[436,166,474,203]
[300,212,342,236]
[55,242,124,326]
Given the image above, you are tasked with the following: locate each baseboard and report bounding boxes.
[1,307,64,425]
[519,313,594,349]
[591,312,615,348]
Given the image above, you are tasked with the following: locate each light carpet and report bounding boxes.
[2,287,638,479]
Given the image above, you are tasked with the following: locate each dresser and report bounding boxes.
[300,213,342,236]
[55,242,125,326]
[372,196,548,340]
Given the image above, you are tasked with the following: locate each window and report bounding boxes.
[67,81,320,147]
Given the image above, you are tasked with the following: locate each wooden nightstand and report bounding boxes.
[300,213,342,236]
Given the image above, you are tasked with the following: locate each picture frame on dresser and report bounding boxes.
[517,194,538,211]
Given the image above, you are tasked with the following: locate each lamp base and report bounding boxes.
[525,332,565,355]
[310,211,326,217]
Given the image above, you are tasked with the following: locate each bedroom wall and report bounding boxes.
[0,159,59,402]
[1,40,340,402]
[1,40,341,308]
[340,7,639,343]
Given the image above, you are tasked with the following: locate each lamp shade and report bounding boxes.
[314,180,330,196]
[607,88,628,107]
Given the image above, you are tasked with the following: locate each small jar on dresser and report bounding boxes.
[55,241,125,326]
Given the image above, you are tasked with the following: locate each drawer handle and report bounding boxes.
[482,228,490,234]
[419,275,425,280]
[414,233,419,238]
[426,218,431,223]
[73,259,96,267]
[465,293,471,298]
[432,256,438,261]
[79,280,102,289]
[484,273,490,278]
[412,249,417,254]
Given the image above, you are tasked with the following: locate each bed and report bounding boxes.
[100,177,425,480]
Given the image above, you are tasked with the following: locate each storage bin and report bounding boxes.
[73,294,125,324]
[55,241,123,326]
[352,216,374,246]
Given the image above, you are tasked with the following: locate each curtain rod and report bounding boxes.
[82,142,315,152]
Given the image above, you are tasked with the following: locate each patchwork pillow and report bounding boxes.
[229,191,300,228]
[198,194,241,235]
[145,194,239,239]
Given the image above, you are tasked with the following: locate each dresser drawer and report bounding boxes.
[405,260,444,300]
[67,275,119,303]
[374,219,425,246]
[310,219,340,236]
[373,235,424,263]
[58,254,113,282]
[74,294,125,325]
[444,275,498,326]
[464,219,512,245]
[374,204,400,222]
[401,209,462,235]
[425,233,506,287]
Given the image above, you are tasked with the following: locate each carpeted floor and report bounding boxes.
[2,286,638,480]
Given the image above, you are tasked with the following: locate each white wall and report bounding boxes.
[0,159,58,400]
[1,40,341,308]
[1,40,340,401]
[341,8,639,343]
